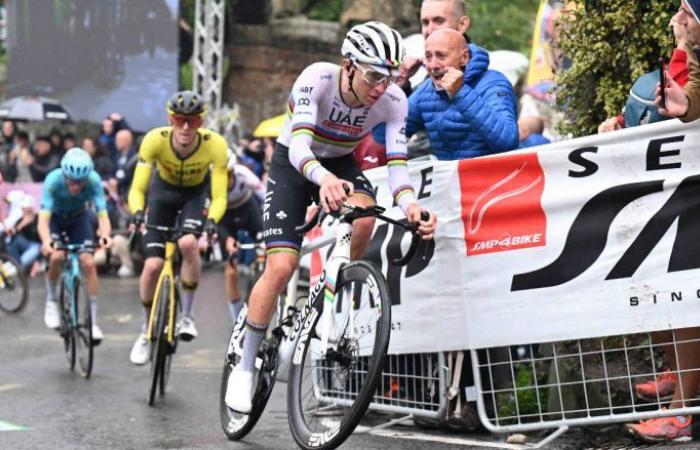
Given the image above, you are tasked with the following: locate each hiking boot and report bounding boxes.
[635,371,677,401]
[626,415,692,442]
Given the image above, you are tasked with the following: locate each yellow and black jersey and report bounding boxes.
[127,126,228,221]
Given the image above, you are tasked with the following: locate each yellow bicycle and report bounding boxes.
[142,223,182,406]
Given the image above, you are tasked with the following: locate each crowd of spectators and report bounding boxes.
[0,113,142,279]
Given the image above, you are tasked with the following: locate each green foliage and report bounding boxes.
[180,61,193,91]
[497,363,549,422]
[555,0,676,137]
[468,0,542,54]
[299,0,343,22]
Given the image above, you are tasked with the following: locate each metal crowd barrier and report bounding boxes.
[469,329,700,445]
[312,352,447,420]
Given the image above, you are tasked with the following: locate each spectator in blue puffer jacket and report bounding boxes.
[406,28,519,160]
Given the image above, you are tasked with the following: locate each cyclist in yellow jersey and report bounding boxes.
[127,90,227,365]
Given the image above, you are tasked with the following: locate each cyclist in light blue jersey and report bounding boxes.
[38,148,113,343]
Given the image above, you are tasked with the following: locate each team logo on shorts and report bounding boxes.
[276,210,288,220]
[459,153,547,256]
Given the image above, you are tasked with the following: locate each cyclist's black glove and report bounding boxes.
[131,210,145,228]
[204,218,218,239]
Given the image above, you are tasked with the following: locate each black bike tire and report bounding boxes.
[219,322,279,441]
[148,276,170,406]
[159,286,178,397]
[0,254,28,314]
[74,277,93,379]
[287,260,392,450]
[59,277,75,371]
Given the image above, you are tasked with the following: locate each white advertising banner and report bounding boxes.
[309,119,700,354]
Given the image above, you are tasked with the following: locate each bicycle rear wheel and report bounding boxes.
[59,277,75,371]
[148,276,170,406]
[220,302,281,440]
[287,261,392,450]
[0,253,28,314]
[73,277,93,379]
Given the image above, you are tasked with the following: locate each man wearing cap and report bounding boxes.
[656,0,700,121]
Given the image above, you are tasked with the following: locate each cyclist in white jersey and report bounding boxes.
[219,149,266,323]
[225,21,437,413]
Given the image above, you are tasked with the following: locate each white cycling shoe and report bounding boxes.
[225,367,254,413]
[91,323,104,344]
[130,332,150,365]
[176,316,198,341]
[44,300,60,329]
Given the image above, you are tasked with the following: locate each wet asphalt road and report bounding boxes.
[2,269,700,449]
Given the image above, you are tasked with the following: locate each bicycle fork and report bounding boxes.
[290,221,353,365]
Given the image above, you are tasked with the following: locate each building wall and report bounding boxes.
[224,17,340,133]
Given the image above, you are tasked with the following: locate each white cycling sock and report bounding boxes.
[142,304,151,333]
[89,298,98,321]
[45,277,58,302]
[182,288,195,318]
[228,298,243,323]
[241,320,267,373]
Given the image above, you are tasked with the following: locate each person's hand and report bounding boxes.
[671,16,688,48]
[41,240,54,256]
[204,218,218,241]
[406,203,436,240]
[225,236,238,255]
[399,56,423,87]
[5,227,15,236]
[437,67,465,98]
[656,71,689,117]
[129,210,145,233]
[99,234,113,250]
[319,174,353,212]
[598,117,622,133]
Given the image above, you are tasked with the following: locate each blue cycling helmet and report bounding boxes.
[61,147,94,180]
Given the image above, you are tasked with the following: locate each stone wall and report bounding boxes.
[224,1,419,133]
[224,16,340,133]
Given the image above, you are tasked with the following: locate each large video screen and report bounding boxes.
[5,1,179,132]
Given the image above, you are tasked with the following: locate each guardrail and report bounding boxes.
[469,329,700,446]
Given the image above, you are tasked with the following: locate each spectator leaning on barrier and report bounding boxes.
[656,0,700,122]
[3,190,41,274]
[599,14,690,133]
[404,28,519,160]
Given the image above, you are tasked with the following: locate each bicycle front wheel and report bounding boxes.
[59,278,75,371]
[287,260,392,450]
[73,277,93,378]
[0,254,28,314]
[159,286,178,397]
[148,276,171,406]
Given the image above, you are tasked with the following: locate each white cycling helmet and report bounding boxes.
[227,148,238,171]
[341,21,405,76]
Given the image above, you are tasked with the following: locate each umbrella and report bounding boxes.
[253,114,286,138]
[0,96,72,122]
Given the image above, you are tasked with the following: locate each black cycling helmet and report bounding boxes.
[166,90,207,116]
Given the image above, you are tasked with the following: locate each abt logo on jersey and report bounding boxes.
[459,153,546,255]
